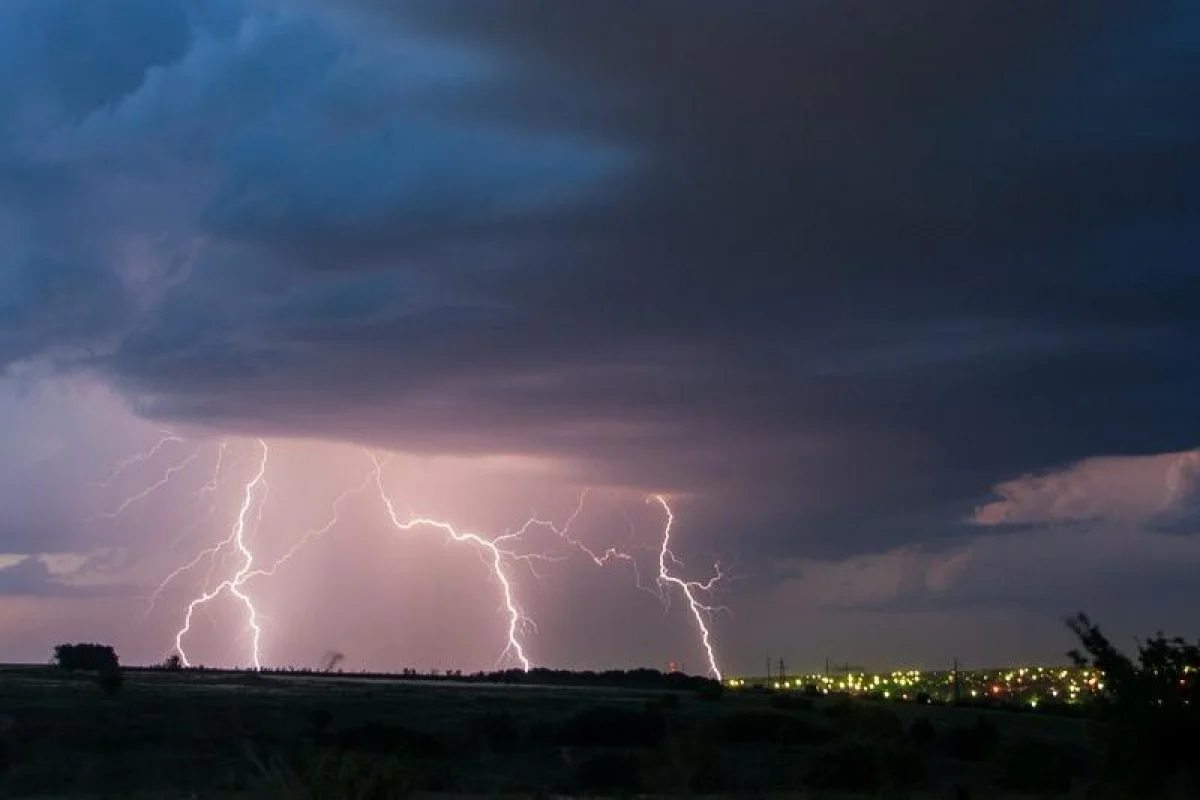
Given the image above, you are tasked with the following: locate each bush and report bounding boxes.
[1067,612,1200,792]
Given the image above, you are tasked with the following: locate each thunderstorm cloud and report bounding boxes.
[0,0,1198,670]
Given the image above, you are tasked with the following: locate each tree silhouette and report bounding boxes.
[52,643,119,672]
[1066,612,1200,794]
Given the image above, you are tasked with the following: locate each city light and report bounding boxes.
[718,664,1111,706]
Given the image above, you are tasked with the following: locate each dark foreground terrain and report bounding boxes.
[0,666,1096,797]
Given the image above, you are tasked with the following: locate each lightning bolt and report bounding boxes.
[371,453,535,671]
[531,490,665,603]
[244,463,378,581]
[173,439,270,669]
[90,444,206,521]
[100,435,732,675]
[168,441,229,552]
[152,447,378,662]
[652,495,725,680]
[198,441,228,500]
[89,430,184,488]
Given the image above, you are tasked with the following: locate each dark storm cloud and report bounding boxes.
[3,0,1199,572]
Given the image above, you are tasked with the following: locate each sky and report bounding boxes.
[1,0,1198,676]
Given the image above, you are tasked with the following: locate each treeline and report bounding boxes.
[460,667,721,692]
[137,660,721,692]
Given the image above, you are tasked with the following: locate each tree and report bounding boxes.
[1066,612,1200,794]
[163,653,184,671]
[52,643,119,672]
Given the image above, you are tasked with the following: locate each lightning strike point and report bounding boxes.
[173,439,271,670]
[652,495,724,680]
[371,454,534,672]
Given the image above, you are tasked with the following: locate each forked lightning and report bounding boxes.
[94,436,729,674]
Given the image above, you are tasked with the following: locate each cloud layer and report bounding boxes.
[0,0,1198,668]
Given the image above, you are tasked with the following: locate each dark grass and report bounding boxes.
[0,665,1096,797]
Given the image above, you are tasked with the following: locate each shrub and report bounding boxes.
[1067,612,1200,792]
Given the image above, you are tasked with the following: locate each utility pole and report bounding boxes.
[952,657,961,704]
[778,657,787,685]
[766,655,772,683]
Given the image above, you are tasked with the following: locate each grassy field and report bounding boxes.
[0,666,1096,798]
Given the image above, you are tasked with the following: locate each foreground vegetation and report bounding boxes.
[0,665,1092,797]
[0,613,1193,797]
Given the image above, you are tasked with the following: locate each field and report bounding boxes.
[0,666,1097,798]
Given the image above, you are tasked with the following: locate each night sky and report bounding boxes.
[1,0,1197,675]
